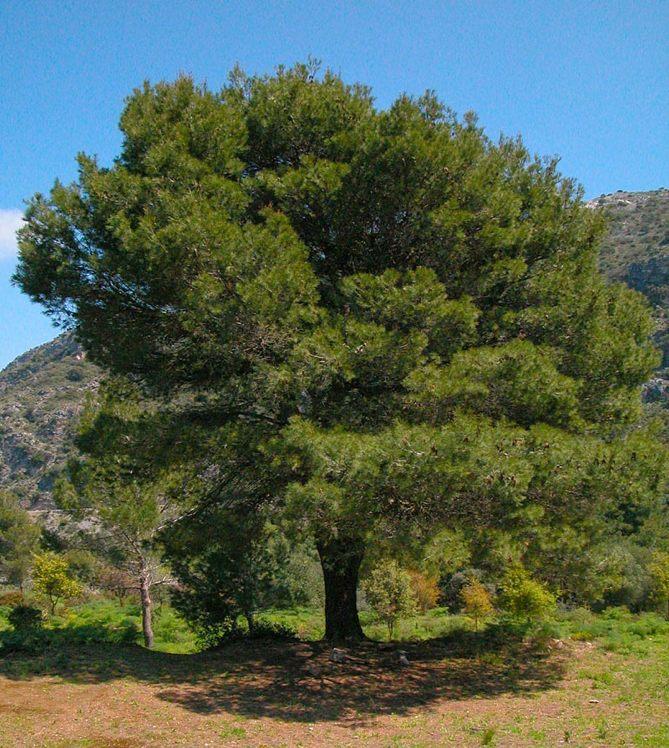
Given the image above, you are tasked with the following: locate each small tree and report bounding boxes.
[649,551,669,618]
[461,579,494,631]
[164,504,301,642]
[499,566,556,622]
[55,383,180,649]
[32,552,82,615]
[362,559,416,640]
[409,570,441,613]
[0,491,41,593]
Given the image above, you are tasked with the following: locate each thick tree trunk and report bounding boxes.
[317,538,365,642]
[139,568,154,649]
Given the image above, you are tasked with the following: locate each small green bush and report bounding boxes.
[362,559,417,639]
[500,567,556,622]
[461,579,494,631]
[248,617,298,641]
[8,604,43,630]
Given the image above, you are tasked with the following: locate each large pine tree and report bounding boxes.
[15,63,664,640]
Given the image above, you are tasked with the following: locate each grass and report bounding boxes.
[0,598,199,655]
[261,605,469,642]
[1,601,669,745]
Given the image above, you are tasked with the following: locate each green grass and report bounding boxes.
[2,599,669,746]
[3,596,669,658]
[262,605,471,642]
[0,598,199,654]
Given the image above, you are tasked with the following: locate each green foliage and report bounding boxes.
[362,559,417,639]
[8,604,43,630]
[32,552,82,615]
[499,566,556,621]
[164,508,307,644]
[558,606,669,654]
[12,63,666,637]
[648,551,669,616]
[461,579,494,631]
[0,599,199,655]
[0,491,41,591]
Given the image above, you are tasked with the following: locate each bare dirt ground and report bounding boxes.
[0,636,667,747]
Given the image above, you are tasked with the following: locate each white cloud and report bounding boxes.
[0,209,24,261]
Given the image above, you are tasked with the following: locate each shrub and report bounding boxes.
[648,551,669,617]
[0,591,24,607]
[0,627,52,654]
[441,568,487,613]
[499,566,556,622]
[409,570,440,612]
[246,617,298,641]
[0,618,138,655]
[362,559,417,639]
[8,604,43,630]
[461,579,494,631]
[32,552,83,615]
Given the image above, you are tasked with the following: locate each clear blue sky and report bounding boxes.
[1,0,667,368]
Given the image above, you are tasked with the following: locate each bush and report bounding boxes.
[409,570,440,613]
[195,615,298,650]
[461,579,494,631]
[441,568,487,613]
[8,604,43,630]
[0,591,24,607]
[362,559,417,639]
[500,566,556,622]
[0,620,138,655]
[247,617,298,641]
[32,552,83,615]
[0,601,139,655]
[648,551,669,617]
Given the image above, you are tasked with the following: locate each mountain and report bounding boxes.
[592,189,669,289]
[0,333,99,508]
[589,189,669,393]
[1,188,667,508]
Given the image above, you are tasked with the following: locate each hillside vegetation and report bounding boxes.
[591,189,669,371]
[0,334,98,508]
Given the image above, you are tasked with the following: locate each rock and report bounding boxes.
[397,650,410,667]
[330,648,347,663]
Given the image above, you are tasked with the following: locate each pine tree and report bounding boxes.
[14,63,665,640]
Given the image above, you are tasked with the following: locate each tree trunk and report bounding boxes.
[139,568,154,649]
[317,538,365,642]
[244,610,256,636]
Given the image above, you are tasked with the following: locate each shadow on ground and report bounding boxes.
[0,630,567,724]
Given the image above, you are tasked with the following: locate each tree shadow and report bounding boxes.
[0,628,568,725]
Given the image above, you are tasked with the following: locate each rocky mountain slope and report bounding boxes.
[589,189,669,397]
[0,333,99,508]
[1,188,667,508]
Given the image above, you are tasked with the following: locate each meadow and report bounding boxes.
[2,601,669,747]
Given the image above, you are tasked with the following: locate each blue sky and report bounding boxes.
[1,0,667,369]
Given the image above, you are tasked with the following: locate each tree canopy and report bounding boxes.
[14,62,665,639]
